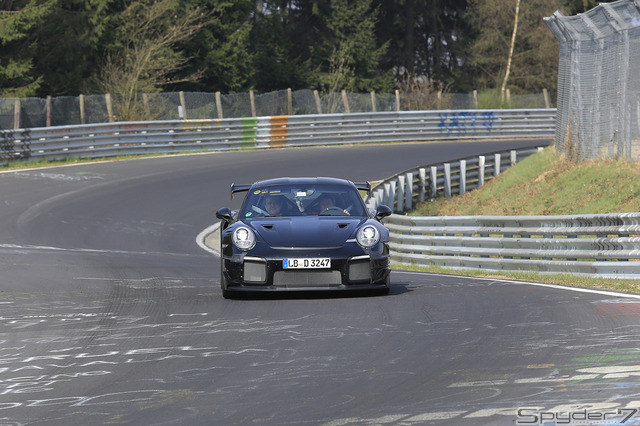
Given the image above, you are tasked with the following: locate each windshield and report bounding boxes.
[239,183,367,218]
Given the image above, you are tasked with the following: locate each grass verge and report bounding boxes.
[400,146,640,292]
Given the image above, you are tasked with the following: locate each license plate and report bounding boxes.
[283,258,331,269]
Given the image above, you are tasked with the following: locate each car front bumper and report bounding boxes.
[221,245,390,292]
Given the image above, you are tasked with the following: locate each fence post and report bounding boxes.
[46,96,52,127]
[250,90,256,117]
[395,90,400,111]
[79,94,85,124]
[473,90,478,108]
[543,88,551,108]
[105,94,114,122]
[179,91,187,120]
[313,90,322,114]
[370,91,376,112]
[13,99,20,129]
[341,90,350,113]
[287,88,293,115]
[215,92,223,119]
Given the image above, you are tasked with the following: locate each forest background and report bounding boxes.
[0,0,612,103]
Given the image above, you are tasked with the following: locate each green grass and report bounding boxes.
[412,146,640,216]
[404,146,640,293]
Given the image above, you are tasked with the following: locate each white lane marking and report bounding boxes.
[196,222,220,256]
[398,270,640,300]
[0,243,197,258]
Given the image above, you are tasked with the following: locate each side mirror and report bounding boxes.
[216,207,233,222]
[375,204,392,221]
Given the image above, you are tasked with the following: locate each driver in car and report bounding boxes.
[264,195,284,216]
[318,194,335,212]
[316,194,349,215]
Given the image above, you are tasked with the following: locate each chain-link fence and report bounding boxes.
[0,88,551,131]
[545,0,640,161]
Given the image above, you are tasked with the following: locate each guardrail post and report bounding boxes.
[405,172,413,210]
[418,168,427,201]
[494,153,501,176]
[374,188,383,207]
[430,166,438,197]
[478,156,485,187]
[385,181,396,211]
[444,163,452,197]
[459,160,466,194]
[396,175,405,212]
[510,150,517,166]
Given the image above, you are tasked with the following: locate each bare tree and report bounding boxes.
[501,0,520,103]
[95,0,209,121]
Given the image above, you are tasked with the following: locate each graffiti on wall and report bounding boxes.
[438,111,495,134]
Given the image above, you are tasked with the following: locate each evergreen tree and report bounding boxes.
[179,0,256,93]
[0,0,56,96]
[375,0,469,91]
[33,0,114,95]
[251,1,315,92]
[313,0,391,93]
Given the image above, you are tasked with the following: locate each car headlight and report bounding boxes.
[357,225,380,248]
[233,226,256,250]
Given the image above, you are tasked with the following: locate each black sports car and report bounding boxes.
[216,177,392,298]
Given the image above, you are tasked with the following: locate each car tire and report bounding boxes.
[381,273,391,295]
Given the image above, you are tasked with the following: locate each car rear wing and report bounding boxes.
[230,183,251,199]
[231,181,371,198]
[354,182,371,195]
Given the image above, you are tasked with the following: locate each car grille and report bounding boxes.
[244,260,267,283]
[273,270,342,287]
[348,258,371,281]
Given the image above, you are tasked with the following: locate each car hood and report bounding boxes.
[246,216,367,248]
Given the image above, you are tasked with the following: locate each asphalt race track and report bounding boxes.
[4,139,640,425]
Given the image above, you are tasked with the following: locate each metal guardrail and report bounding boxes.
[0,109,555,164]
[365,146,547,213]
[385,213,640,279]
